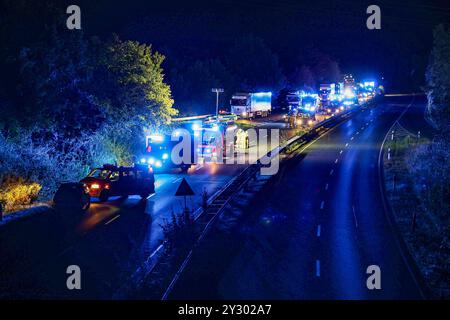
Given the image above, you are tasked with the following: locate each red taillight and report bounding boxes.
[104,184,110,190]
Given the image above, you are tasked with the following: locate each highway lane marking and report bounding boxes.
[350,136,354,140]
[105,214,121,225]
[376,96,428,299]
[172,177,182,184]
[320,201,325,210]
[325,183,329,191]
[356,131,359,135]
[329,169,334,176]
[335,158,339,164]
[316,260,321,277]
[317,225,321,237]
[345,143,349,147]
[340,150,343,154]
[352,205,358,229]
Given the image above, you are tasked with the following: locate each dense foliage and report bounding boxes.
[0,8,177,210]
[425,24,450,133]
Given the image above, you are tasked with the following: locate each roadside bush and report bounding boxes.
[406,135,450,222]
[0,176,41,213]
[160,210,196,253]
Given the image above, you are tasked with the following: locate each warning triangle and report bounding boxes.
[175,178,195,196]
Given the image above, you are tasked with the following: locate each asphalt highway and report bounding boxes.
[168,95,431,299]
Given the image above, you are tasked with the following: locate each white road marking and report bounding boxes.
[340,150,343,154]
[105,214,120,225]
[172,177,182,184]
[325,183,329,191]
[356,131,359,135]
[350,137,354,140]
[320,201,325,210]
[317,225,321,237]
[316,260,321,277]
[352,205,358,229]
[329,169,334,176]
[335,158,339,164]
[345,143,349,147]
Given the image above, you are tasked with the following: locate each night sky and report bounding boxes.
[2,0,450,91]
[74,0,450,90]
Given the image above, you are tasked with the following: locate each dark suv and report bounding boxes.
[80,164,155,202]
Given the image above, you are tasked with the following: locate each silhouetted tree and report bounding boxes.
[226,34,286,92]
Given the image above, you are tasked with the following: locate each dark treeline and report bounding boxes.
[0,0,177,209]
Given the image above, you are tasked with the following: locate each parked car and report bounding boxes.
[80,164,155,202]
[53,182,91,211]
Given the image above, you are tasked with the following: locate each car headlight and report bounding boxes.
[148,158,155,165]
[155,160,162,168]
[140,158,146,164]
[162,153,169,160]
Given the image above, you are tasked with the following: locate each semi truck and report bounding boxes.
[230,92,272,118]
[285,93,319,128]
[319,83,334,108]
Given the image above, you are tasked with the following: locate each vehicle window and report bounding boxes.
[122,170,136,178]
[110,171,119,181]
[88,169,111,179]
[137,171,147,179]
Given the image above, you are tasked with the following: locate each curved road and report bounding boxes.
[168,95,432,299]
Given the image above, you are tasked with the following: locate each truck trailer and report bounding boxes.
[230,92,272,119]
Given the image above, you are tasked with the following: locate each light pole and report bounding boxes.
[211,88,224,117]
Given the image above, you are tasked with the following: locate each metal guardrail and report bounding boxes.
[170,114,213,122]
[160,101,376,299]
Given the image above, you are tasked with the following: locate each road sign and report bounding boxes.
[175,178,195,197]
[175,178,195,211]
